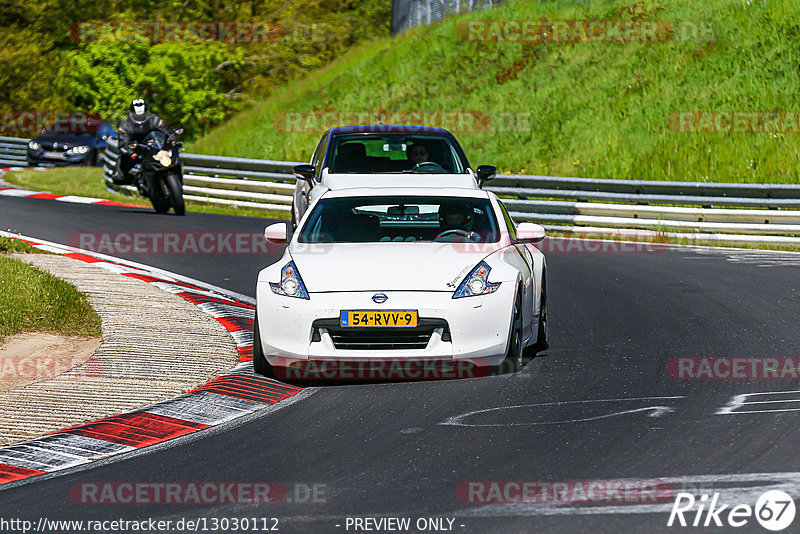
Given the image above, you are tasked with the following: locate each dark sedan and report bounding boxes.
[27,119,116,167]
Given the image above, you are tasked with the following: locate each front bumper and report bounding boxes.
[27,149,92,166]
[255,285,515,367]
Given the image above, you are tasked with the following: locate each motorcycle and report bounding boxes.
[128,128,185,215]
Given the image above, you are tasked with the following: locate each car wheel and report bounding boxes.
[503,288,524,372]
[82,150,97,167]
[252,310,272,376]
[533,272,549,353]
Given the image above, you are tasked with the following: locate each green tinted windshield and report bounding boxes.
[330,134,468,174]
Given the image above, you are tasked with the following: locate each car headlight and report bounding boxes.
[154,149,172,167]
[28,142,39,150]
[68,145,90,154]
[453,261,501,298]
[269,261,309,299]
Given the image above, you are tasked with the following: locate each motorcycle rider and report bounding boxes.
[111,98,172,192]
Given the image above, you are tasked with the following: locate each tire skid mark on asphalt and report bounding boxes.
[683,248,800,267]
[0,233,303,488]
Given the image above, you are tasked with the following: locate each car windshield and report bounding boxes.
[329,134,467,174]
[298,196,500,243]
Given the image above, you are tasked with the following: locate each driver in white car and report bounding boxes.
[406,141,431,167]
[437,202,481,241]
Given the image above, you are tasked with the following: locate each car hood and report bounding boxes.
[32,134,95,148]
[290,242,500,292]
[324,173,478,190]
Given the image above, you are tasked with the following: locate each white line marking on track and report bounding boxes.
[716,390,800,415]
[439,397,686,427]
[53,195,99,204]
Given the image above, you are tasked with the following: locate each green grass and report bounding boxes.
[2,168,289,219]
[191,0,800,184]
[0,253,102,343]
[4,167,130,201]
[0,237,45,254]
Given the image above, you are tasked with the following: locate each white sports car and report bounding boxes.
[254,187,548,379]
[290,125,499,228]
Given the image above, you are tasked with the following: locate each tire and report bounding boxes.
[503,288,524,372]
[83,150,97,167]
[149,177,170,214]
[166,173,185,216]
[532,272,549,353]
[252,310,272,376]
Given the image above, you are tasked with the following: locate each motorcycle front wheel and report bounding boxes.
[149,175,171,214]
[166,173,185,216]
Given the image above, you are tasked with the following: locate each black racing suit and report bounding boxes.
[112,114,171,185]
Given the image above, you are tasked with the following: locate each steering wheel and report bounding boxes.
[412,161,447,173]
[436,229,483,242]
[436,229,471,240]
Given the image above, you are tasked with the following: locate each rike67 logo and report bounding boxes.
[668,490,795,531]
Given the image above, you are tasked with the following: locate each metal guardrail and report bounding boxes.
[2,135,800,245]
[0,136,32,167]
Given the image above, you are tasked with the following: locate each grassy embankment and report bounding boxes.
[191,0,800,184]
[0,237,102,344]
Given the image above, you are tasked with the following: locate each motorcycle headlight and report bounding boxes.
[269,261,310,299]
[154,149,172,167]
[453,261,501,298]
[28,142,40,150]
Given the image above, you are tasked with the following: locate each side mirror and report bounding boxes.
[294,164,315,183]
[264,222,288,244]
[476,165,496,187]
[174,128,184,135]
[516,222,546,243]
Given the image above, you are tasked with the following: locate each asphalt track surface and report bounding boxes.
[2,195,800,533]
